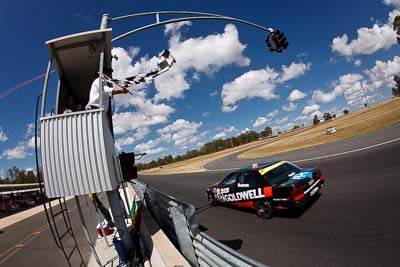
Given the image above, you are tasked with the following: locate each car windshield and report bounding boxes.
[263,162,302,185]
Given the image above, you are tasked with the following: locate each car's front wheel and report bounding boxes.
[208,193,217,206]
[255,200,273,219]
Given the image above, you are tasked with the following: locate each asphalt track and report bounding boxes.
[0,196,100,266]
[138,123,400,267]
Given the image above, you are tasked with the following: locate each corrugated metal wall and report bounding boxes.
[40,110,119,197]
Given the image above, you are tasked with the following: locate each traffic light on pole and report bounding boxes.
[265,30,289,53]
[119,152,137,181]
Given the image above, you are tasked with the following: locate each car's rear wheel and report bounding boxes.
[255,200,273,219]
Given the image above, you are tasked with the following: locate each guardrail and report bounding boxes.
[131,180,268,267]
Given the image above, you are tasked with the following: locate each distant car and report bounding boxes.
[5,201,19,212]
[206,160,324,219]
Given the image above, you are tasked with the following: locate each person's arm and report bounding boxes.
[112,87,129,95]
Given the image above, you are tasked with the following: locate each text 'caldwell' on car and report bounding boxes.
[206,160,324,219]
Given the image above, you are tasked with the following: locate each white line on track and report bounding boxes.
[205,137,400,172]
[292,137,400,163]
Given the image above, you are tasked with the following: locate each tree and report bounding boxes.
[343,109,349,115]
[323,112,332,121]
[392,75,400,97]
[313,114,320,125]
[260,126,272,138]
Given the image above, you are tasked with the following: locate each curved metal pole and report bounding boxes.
[111,11,225,22]
[112,15,273,43]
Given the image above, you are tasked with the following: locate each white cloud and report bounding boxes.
[312,73,363,104]
[213,132,227,140]
[241,128,251,134]
[154,23,250,102]
[113,111,170,135]
[0,143,32,160]
[287,89,307,101]
[27,136,39,148]
[302,104,320,115]
[274,117,289,125]
[164,21,192,35]
[209,90,218,97]
[213,126,238,139]
[202,112,210,118]
[225,126,238,133]
[253,117,269,128]
[115,127,150,151]
[365,55,400,91]
[331,9,400,57]
[278,62,312,83]
[282,102,297,111]
[221,62,310,112]
[384,0,400,8]
[267,110,279,118]
[0,127,8,142]
[135,138,162,152]
[157,119,203,147]
[354,59,362,67]
[25,123,35,138]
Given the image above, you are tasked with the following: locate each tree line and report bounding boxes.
[137,127,276,171]
[0,166,40,184]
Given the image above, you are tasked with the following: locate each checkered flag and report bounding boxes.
[103,49,176,89]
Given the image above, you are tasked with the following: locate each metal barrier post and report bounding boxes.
[170,206,199,267]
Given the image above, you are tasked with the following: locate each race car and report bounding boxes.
[206,160,324,219]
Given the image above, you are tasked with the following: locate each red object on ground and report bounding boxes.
[96,222,111,237]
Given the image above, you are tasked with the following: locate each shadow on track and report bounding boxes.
[204,193,322,219]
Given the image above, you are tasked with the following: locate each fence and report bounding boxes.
[131,180,268,267]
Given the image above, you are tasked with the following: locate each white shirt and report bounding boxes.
[85,77,113,111]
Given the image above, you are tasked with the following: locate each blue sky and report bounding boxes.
[1,0,400,174]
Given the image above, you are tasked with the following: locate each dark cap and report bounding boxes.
[103,66,113,73]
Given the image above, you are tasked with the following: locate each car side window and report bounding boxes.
[263,163,298,185]
[248,171,262,187]
[221,173,238,188]
[237,172,249,188]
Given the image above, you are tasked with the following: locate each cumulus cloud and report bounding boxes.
[287,89,307,101]
[113,111,170,135]
[278,62,312,83]
[241,128,251,134]
[274,116,289,125]
[253,117,269,128]
[354,59,362,67]
[135,138,163,153]
[154,23,250,102]
[221,62,310,112]
[282,102,297,111]
[202,112,210,118]
[213,126,237,140]
[213,132,226,140]
[0,122,40,160]
[157,119,203,147]
[384,0,400,8]
[365,55,400,91]
[267,110,279,118]
[312,73,363,105]
[115,127,150,151]
[0,127,8,142]
[331,9,400,57]
[0,143,32,160]
[302,104,320,115]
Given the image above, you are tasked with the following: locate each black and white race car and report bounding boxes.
[206,160,324,219]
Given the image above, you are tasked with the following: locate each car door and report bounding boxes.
[218,172,240,202]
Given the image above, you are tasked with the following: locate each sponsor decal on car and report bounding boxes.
[291,171,312,180]
[258,161,286,175]
[216,188,265,202]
